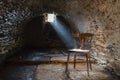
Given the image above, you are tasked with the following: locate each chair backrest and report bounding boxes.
[72,33,94,49]
[72,33,80,49]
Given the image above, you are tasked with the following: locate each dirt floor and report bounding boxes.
[35,63,117,80]
[0,51,119,80]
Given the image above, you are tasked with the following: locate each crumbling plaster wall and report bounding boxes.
[75,0,120,76]
[0,0,120,75]
[85,0,120,63]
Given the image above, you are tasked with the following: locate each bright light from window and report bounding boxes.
[45,13,56,23]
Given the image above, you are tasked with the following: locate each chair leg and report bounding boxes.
[86,53,89,76]
[88,53,92,70]
[66,53,70,73]
[74,53,77,69]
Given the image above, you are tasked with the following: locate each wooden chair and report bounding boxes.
[66,33,93,76]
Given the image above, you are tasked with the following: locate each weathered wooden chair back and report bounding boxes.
[72,33,93,50]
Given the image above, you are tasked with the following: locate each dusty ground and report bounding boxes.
[35,63,117,80]
[0,65,37,80]
[0,51,119,80]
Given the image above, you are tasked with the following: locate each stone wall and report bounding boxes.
[85,0,120,64]
[0,0,31,63]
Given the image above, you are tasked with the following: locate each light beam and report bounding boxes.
[50,18,73,49]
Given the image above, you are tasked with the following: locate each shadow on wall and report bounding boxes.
[23,16,71,51]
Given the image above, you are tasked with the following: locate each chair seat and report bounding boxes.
[68,49,90,53]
